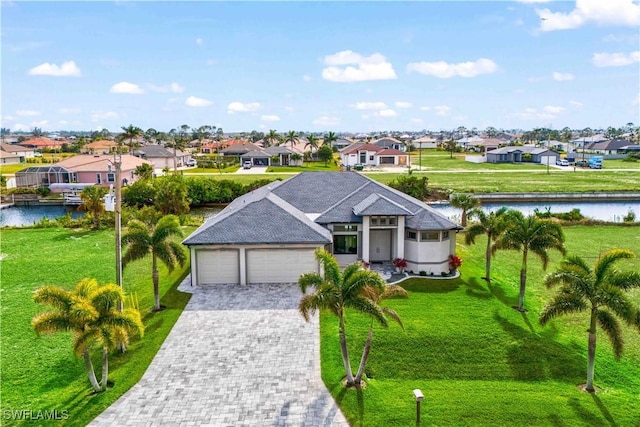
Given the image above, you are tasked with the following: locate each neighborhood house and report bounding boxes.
[183,172,461,286]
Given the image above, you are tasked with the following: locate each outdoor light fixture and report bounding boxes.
[413,389,424,424]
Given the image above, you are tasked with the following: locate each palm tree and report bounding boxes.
[283,130,299,147]
[122,215,187,311]
[324,131,338,148]
[167,126,190,174]
[298,249,389,388]
[494,211,566,312]
[80,186,107,230]
[32,278,144,392]
[540,249,640,392]
[354,284,407,384]
[450,193,480,227]
[445,139,457,159]
[120,125,143,154]
[465,207,509,282]
[263,129,281,145]
[305,134,319,154]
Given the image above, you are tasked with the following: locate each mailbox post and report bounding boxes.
[413,389,424,424]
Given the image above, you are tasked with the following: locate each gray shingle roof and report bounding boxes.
[352,193,414,216]
[135,145,186,158]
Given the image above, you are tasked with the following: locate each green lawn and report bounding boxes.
[0,227,193,426]
[267,162,340,172]
[321,225,640,426]
[410,152,550,171]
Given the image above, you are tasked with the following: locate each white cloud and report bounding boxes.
[312,116,341,127]
[633,93,640,106]
[110,82,144,94]
[58,108,79,114]
[395,101,413,108]
[28,60,81,77]
[538,0,640,32]
[30,120,49,128]
[517,0,551,3]
[185,96,212,107]
[570,100,584,108]
[284,106,294,113]
[419,106,431,111]
[227,101,260,113]
[16,110,40,117]
[407,58,499,78]
[261,114,280,122]
[13,123,30,132]
[434,106,452,116]
[1,115,15,122]
[543,105,565,114]
[411,118,424,124]
[149,82,185,93]
[58,120,69,126]
[303,75,312,82]
[195,38,203,46]
[353,102,387,110]
[375,109,397,118]
[90,111,119,122]
[592,51,640,67]
[552,72,574,81]
[513,106,564,120]
[322,50,397,82]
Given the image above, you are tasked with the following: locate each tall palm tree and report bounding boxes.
[494,211,566,311]
[264,129,280,147]
[167,126,190,173]
[298,249,388,388]
[465,207,509,282]
[540,249,640,392]
[122,215,187,311]
[354,284,407,384]
[305,134,319,153]
[450,193,480,227]
[283,130,299,147]
[32,279,144,392]
[324,131,338,148]
[80,186,107,230]
[120,125,143,155]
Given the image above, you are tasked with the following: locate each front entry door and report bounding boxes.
[370,229,391,261]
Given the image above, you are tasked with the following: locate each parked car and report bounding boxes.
[243,161,252,169]
[185,159,197,167]
[556,159,569,166]
[575,160,588,167]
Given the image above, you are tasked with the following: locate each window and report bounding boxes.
[421,231,439,241]
[389,217,396,225]
[334,235,358,254]
[107,173,115,182]
[379,216,387,225]
[369,155,374,161]
[334,225,358,232]
[406,230,417,240]
[131,171,135,180]
[370,217,378,226]
[96,173,102,184]
[442,231,450,240]
[370,216,397,226]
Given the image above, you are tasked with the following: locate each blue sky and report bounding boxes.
[2,1,639,134]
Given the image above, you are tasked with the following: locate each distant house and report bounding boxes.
[330,138,353,150]
[18,137,65,151]
[220,141,262,157]
[0,150,22,165]
[15,154,152,189]
[486,146,559,164]
[340,143,410,167]
[0,143,35,159]
[240,150,271,167]
[182,172,462,285]
[134,145,191,170]
[372,137,404,151]
[263,146,302,166]
[412,135,439,149]
[467,138,505,153]
[81,139,118,154]
[584,139,632,155]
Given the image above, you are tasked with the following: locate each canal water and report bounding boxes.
[429,200,640,223]
[1,201,639,227]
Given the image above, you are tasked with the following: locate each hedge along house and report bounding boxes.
[183,172,462,286]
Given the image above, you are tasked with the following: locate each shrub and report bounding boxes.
[419,271,427,277]
[393,258,407,269]
[449,255,462,270]
[623,210,636,223]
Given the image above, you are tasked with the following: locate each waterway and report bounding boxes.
[0,206,84,227]
[429,200,640,223]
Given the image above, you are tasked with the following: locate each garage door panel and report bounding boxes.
[197,249,239,285]
[247,249,317,284]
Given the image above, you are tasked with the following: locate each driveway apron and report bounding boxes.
[91,279,348,426]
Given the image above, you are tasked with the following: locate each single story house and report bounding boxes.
[372,137,404,151]
[486,146,559,164]
[18,137,65,151]
[263,146,302,166]
[584,139,632,155]
[0,150,22,165]
[15,154,152,188]
[1,143,35,160]
[240,150,271,166]
[134,145,191,170]
[412,135,439,149]
[220,141,262,157]
[329,138,353,150]
[182,172,462,285]
[340,143,410,167]
[81,139,118,154]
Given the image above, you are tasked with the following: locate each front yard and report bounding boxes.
[321,225,640,425]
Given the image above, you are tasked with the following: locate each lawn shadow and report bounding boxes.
[567,397,617,426]
[51,229,96,241]
[463,277,492,300]
[401,279,460,294]
[591,394,616,427]
[487,279,516,308]
[494,313,584,382]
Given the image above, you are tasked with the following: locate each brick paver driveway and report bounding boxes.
[91,280,348,426]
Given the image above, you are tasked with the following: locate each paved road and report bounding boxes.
[91,279,348,426]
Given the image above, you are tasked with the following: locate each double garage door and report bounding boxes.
[196,248,318,285]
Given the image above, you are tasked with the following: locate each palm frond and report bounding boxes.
[607,271,640,291]
[539,293,587,325]
[594,249,635,283]
[73,328,100,356]
[32,312,74,335]
[596,309,624,359]
[599,287,635,324]
[464,223,487,245]
[32,286,73,310]
[381,307,404,330]
[90,284,123,313]
[315,248,341,285]
[344,270,385,298]
[346,296,387,328]
[298,273,323,293]
[74,278,99,298]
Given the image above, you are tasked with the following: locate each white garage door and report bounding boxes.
[247,249,317,284]
[196,249,239,285]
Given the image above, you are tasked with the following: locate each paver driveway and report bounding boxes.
[91,279,348,426]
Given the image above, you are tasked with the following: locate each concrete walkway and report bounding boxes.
[91,278,348,426]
